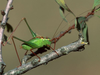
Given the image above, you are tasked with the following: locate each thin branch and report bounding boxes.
[1,0,13,26]
[0,0,14,74]
[51,8,95,43]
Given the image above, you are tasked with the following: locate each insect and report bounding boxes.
[2,18,60,66]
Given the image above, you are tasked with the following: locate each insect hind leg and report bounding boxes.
[12,36,22,66]
[47,44,59,56]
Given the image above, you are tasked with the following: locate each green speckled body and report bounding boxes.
[22,38,51,50]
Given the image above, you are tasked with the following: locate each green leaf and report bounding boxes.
[75,17,89,44]
[75,18,81,32]
[59,6,67,22]
[93,0,100,9]
[55,0,75,22]
[0,21,13,32]
[2,34,11,45]
[95,7,100,12]
[75,17,86,31]
[5,23,13,32]
[94,15,100,18]
[3,34,7,42]
[82,25,89,44]
[0,21,13,45]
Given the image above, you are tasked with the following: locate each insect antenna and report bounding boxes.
[53,8,92,37]
[78,9,92,16]
[52,13,70,39]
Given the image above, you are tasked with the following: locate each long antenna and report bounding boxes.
[52,13,70,39]
[52,9,92,38]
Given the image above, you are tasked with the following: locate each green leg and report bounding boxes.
[23,18,36,38]
[13,36,35,47]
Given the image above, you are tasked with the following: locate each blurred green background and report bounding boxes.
[0,0,100,75]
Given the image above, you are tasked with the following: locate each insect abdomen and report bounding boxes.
[22,38,51,50]
[31,38,51,48]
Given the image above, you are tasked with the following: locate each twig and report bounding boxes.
[51,8,95,43]
[0,0,14,74]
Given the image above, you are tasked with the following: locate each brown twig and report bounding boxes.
[51,8,96,43]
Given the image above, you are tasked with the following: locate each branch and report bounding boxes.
[51,8,95,43]
[0,0,14,74]
[4,36,85,75]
